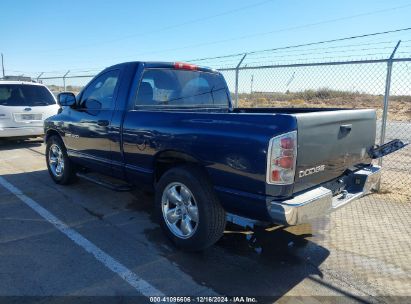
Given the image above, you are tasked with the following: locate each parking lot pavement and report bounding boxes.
[0,139,410,303]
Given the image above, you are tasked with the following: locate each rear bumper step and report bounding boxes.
[269,165,381,225]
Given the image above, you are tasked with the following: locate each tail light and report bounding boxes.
[174,62,198,70]
[266,131,297,185]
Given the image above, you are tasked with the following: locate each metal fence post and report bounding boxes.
[376,40,401,191]
[36,72,44,83]
[234,54,247,108]
[63,70,70,91]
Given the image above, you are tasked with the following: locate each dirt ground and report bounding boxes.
[239,91,411,121]
[376,171,411,203]
[376,149,411,203]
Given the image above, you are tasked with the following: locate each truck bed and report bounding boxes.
[234,107,354,114]
[236,107,376,193]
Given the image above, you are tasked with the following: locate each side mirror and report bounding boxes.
[57,92,76,107]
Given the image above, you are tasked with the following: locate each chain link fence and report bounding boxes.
[222,59,410,202]
[31,52,410,202]
[381,60,411,202]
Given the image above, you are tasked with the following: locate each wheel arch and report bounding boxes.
[45,129,63,143]
[153,150,210,184]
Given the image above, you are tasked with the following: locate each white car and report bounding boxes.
[0,81,59,138]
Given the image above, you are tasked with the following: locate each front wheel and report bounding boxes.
[46,135,77,185]
[155,166,226,251]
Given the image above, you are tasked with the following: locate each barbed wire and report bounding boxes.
[186,27,411,62]
[6,29,411,78]
[192,46,403,66]
[241,53,396,66]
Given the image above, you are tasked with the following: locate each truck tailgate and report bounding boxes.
[294,109,376,193]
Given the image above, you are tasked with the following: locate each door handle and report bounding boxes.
[340,124,352,132]
[339,124,352,138]
[97,120,109,126]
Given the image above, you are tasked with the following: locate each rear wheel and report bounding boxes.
[46,135,77,184]
[155,165,226,251]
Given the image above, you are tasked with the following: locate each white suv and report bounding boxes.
[0,81,59,138]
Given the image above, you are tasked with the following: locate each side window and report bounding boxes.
[80,70,120,110]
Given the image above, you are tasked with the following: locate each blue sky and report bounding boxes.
[1,0,411,77]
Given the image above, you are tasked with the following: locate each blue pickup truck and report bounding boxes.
[44,61,406,250]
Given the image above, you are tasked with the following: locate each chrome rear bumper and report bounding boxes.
[0,126,44,138]
[269,165,381,225]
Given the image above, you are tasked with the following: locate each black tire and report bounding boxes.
[155,165,226,251]
[45,135,77,185]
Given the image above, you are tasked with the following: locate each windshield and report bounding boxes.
[0,84,56,107]
[135,69,230,108]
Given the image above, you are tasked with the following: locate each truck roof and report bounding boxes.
[0,80,45,86]
[108,61,218,74]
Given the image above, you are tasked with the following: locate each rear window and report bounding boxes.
[0,84,56,107]
[135,69,229,108]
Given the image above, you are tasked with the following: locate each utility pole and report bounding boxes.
[250,74,254,94]
[1,53,5,78]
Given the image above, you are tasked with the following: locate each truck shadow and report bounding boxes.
[0,168,330,301]
[127,190,330,300]
[0,138,43,151]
